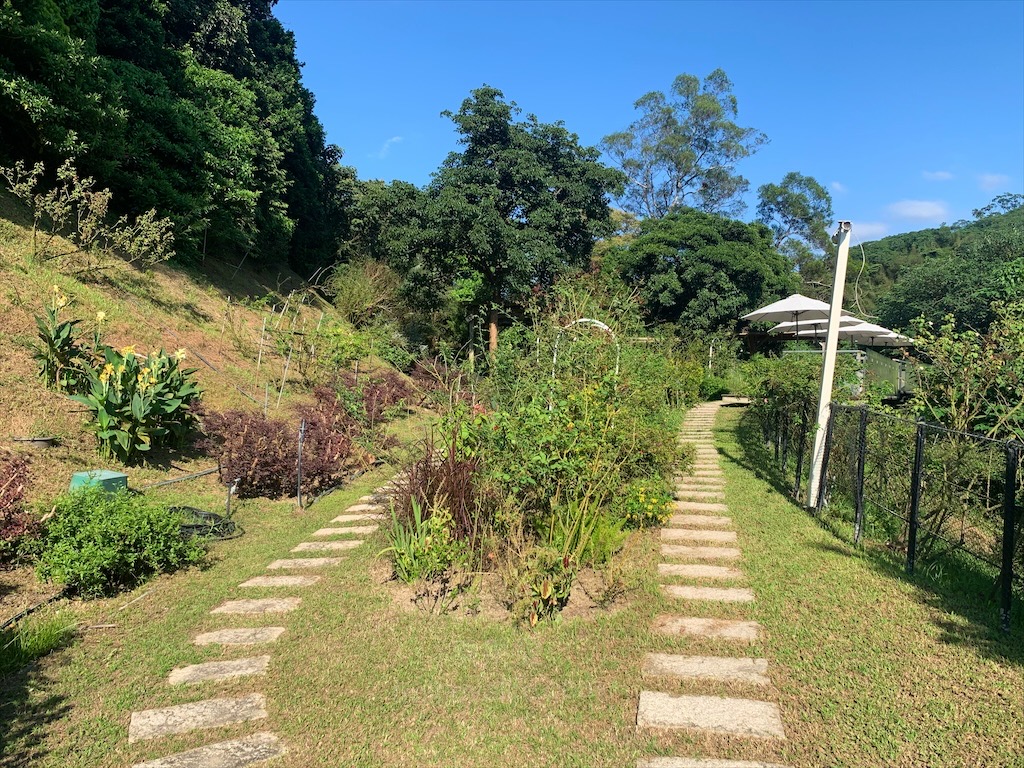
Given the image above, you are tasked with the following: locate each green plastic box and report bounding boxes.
[69,470,128,493]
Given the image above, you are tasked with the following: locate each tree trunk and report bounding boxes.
[488,308,499,352]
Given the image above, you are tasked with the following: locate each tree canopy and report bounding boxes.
[0,0,348,273]
[427,86,624,348]
[603,209,796,333]
[601,69,767,220]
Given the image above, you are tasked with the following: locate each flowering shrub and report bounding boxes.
[613,477,673,529]
[70,345,200,463]
[32,286,86,392]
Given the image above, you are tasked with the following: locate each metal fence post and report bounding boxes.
[854,406,869,544]
[907,421,926,575]
[1000,441,1020,633]
[296,419,307,509]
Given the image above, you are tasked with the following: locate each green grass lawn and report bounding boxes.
[2,406,1022,768]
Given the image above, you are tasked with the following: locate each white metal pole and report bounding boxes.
[807,221,853,506]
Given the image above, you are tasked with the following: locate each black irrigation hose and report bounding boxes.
[0,588,69,633]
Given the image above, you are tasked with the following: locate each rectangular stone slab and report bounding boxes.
[193,628,286,646]
[661,545,741,560]
[674,490,725,501]
[642,653,769,685]
[267,557,343,569]
[669,514,731,527]
[661,529,737,544]
[311,526,378,536]
[637,757,791,768]
[675,475,724,485]
[345,503,383,513]
[211,598,301,615]
[239,575,320,588]
[662,584,755,603]
[132,731,285,768]
[291,541,363,552]
[652,615,761,642]
[168,656,271,685]
[674,501,729,512]
[658,563,743,580]
[330,513,384,523]
[128,693,267,743]
[636,691,785,739]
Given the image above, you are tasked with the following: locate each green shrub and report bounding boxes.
[36,488,207,596]
[699,373,729,401]
[379,499,467,584]
[613,477,673,529]
[505,546,576,627]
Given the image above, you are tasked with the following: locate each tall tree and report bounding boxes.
[756,171,833,251]
[603,209,796,333]
[428,86,624,350]
[601,69,767,220]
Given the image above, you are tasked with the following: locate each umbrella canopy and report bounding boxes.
[858,332,914,348]
[769,315,862,334]
[742,293,834,324]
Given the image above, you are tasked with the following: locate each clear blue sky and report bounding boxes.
[274,0,1023,242]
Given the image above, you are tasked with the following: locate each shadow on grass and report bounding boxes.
[730,408,1024,666]
[0,658,71,767]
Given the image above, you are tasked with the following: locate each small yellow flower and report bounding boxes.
[95,311,106,323]
[120,345,136,356]
[54,294,69,309]
[173,348,187,361]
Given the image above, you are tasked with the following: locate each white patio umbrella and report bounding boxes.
[743,293,853,338]
[844,321,897,346]
[857,332,914,348]
[769,315,862,335]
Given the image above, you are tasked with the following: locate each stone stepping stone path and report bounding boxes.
[638,757,790,768]
[128,694,268,743]
[194,628,286,646]
[661,529,737,544]
[652,616,761,643]
[638,402,787,766]
[637,691,785,739]
[642,653,770,686]
[133,732,284,768]
[239,575,320,588]
[661,545,742,560]
[291,540,363,552]
[658,563,743,580]
[266,557,343,569]
[670,514,731,527]
[168,656,271,686]
[311,525,377,536]
[663,584,755,603]
[211,598,301,615]
[129,484,399,766]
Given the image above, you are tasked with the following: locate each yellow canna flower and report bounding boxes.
[173,348,187,361]
[120,345,136,356]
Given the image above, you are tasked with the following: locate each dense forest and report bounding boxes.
[2,0,1021,349]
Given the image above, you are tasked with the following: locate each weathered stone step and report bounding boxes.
[661,529,737,544]
[674,490,725,501]
[194,628,286,646]
[292,540,363,552]
[330,513,384,524]
[239,575,320,588]
[267,557,343,569]
[642,653,769,685]
[653,615,760,642]
[637,756,791,768]
[663,584,755,603]
[689,470,724,477]
[128,694,268,743]
[168,656,271,686]
[674,476,724,485]
[669,514,731,527]
[211,598,301,615]
[661,545,741,561]
[345,503,383,513]
[674,501,728,513]
[311,526,377,537]
[132,731,285,768]
[658,563,743,580]
[636,691,785,739]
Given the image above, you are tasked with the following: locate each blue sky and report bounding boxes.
[274,0,1024,243]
